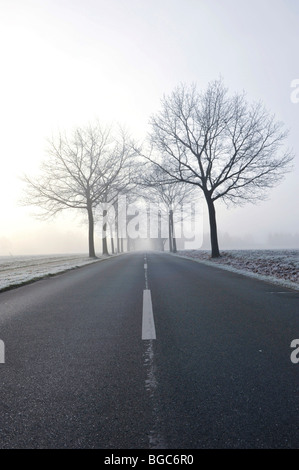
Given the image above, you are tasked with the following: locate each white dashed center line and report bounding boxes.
[142,255,156,340]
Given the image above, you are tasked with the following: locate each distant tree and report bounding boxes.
[23,123,137,258]
[141,165,198,252]
[96,130,140,255]
[147,80,294,257]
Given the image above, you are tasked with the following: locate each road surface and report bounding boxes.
[0,252,298,449]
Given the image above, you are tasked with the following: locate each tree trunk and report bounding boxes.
[168,210,173,252]
[102,209,109,255]
[170,209,177,253]
[115,202,120,253]
[111,235,115,254]
[158,210,164,251]
[87,204,96,258]
[206,197,220,258]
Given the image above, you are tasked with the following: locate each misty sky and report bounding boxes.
[0,0,298,255]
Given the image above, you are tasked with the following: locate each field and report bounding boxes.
[177,249,299,290]
[0,255,101,292]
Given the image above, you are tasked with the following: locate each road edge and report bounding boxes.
[169,252,299,292]
[0,253,126,295]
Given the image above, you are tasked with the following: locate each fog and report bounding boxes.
[0,0,298,256]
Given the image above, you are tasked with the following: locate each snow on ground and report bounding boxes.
[176,249,299,291]
[0,254,103,292]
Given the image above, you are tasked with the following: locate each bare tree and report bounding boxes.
[96,133,142,255]
[23,123,137,258]
[141,165,198,252]
[95,130,140,255]
[147,80,294,257]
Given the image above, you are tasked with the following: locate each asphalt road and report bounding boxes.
[0,252,298,449]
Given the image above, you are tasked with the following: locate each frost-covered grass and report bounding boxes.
[176,249,299,291]
[0,254,103,292]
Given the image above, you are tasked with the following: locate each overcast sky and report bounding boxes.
[0,0,298,255]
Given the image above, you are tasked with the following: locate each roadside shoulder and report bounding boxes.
[170,252,299,292]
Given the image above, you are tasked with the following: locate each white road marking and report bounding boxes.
[144,255,149,290]
[142,255,164,446]
[144,340,165,448]
[0,340,5,364]
[142,255,156,339]
[269,292,296,295]
[142,290,156,340]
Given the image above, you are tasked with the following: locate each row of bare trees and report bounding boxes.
[23,124,139,258]
[23,80,293,258]
[140,166,198,253]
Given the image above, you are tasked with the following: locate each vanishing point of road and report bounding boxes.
[0,252,298,449]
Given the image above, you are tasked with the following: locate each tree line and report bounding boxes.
[23,79,294,258]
